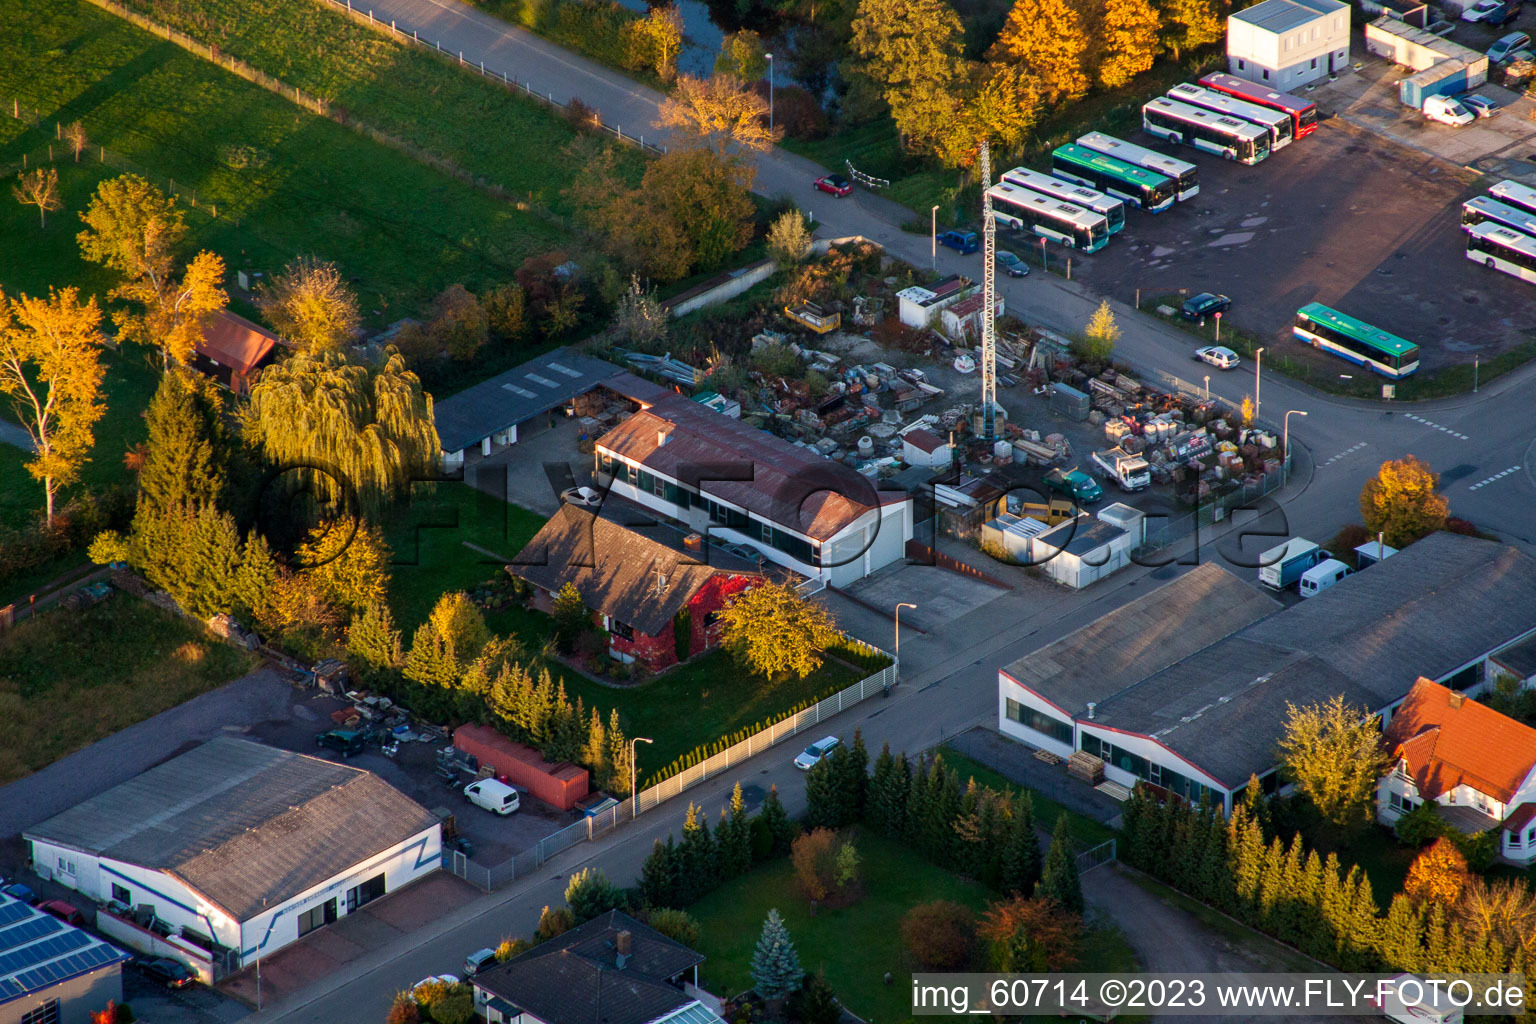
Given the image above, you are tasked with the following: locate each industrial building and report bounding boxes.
[24,738,441,981]
[0,892,129,1024]
[1227,0,1351,89]
[997,534,1536,812]
[1363,17,1489,106]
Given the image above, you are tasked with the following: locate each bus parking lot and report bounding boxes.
[1067,112,1536,372]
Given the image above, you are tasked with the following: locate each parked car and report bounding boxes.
[937,229,980,254]
[1180,292,1231,320]
[1044,467,1103,505]
[1488,31,1531,62]
[464,778,521,816]
[1463,0,1505,20]
[1195,345,1241,370]
[1461,94,1500,117]
[412,975,461,992]
[463,948,498,977]
[38,900,86,926]
[995,250,1029,277]
[1,883,37,905]
[136,957,196,989]
[794,736,840,770]
[560,485,603,507]
[813,174,853,197]
[314,728,368,758]
[1423,95,1475,126]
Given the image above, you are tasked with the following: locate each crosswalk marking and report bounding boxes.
[1469,466,1522,491]
[1323,442,1368,466]
[1405,413,1469,441]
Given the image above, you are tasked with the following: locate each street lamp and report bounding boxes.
[930,205,939,271]
[1284,410,1307,463]
[894,603,916,661]
[1254,347,1265,425]
[765,54,774,136]
[630,736,654,819]
[1204,374,1210,401]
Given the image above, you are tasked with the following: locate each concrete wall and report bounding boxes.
[97,911,216,984]
[664,260,777,319]
[0,964,123,1024]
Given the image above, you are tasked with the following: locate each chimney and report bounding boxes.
[1449,692,1464,709]
[616,930,632,969]
[684,532,703,551]
[657,427,673,447]
[1086,702,1097,720]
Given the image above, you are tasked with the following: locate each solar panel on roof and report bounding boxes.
[546,361,583,378]
[0,929,87,976]
[525,373,558,388]
[0,917,58,956]
[502,383,538,399]
[0,903,28,926]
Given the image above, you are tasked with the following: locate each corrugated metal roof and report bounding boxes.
[24,738,439,921]
[1232,0,1346,33]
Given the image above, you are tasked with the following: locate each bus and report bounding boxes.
[1199,72,1320,138]
[1000,166,1127,234]
[1487,179,1536,217]
[987,183,1111,252]
[1142,97,1271,165]
[1078,132,1199,201]
[1460,195,1536,236]
[1167,82,1293,150]
[1051,144,1177,214]
[1293,303,1420,378]
[1467,222,1536,286]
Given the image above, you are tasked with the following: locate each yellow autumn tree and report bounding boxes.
[931,62,1043,169]
[1403,838,1469,908]
[1097,0,1162,89]
[1073,299,1119,364]
[1277,696,1390,827]
[1162,0,1225,60]
[1359,455,1449,547]
[622,5,684,82]
[0,288,107,523]
[850,0,968,157]
[718,579,840,681]
[988,0,1090,104]
[657,74,783,157]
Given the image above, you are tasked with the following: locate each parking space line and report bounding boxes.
[1323,442,1369,466]
[1404,413,1469,441]
[1468,466,1523,491]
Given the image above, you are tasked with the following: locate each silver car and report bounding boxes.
[794,736,840,770]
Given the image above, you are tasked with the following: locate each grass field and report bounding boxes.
[115,0,647,216]
[0,594,257,782]
[690,830,1137,1022]
[2,0,572,322]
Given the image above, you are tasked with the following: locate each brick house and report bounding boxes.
[509,503,762,671]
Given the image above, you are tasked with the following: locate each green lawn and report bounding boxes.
[689,831,1138,1023]
[937,744,1118,848]
[2,0,570,324]
[0,594,257,782]
[115,0,647,216]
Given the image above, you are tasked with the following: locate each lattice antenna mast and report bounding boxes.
[979,138,998,441]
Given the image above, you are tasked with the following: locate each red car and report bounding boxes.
[38,900,87,926]
[813,174,853,197]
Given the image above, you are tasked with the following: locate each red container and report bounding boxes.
[453,725,589,811]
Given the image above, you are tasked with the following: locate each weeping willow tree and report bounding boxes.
[244,347,438,518]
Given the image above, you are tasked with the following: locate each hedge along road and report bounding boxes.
[327,0,1536,548]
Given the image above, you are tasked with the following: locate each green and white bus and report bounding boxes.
[1467,221,1536,287]
[1051,144,1176,214]
[1078,132,1199,201]
[1293,303,1419,378]
[987,183,1111,252]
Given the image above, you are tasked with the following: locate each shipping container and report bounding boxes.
[1400,58,1469,107]
[454,724,589,810]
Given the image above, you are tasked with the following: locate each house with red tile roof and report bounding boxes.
[1379,678,1536,864]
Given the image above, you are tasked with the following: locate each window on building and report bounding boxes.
[637,470,655,494]
[1389,791,1416,813]
[347,874,386,912]
[610,619,635,641]
[598,454,615,476]
[111,883,132,905]
[1311,58,1318,69]
[298,899,337,937]
[56,856,74,875]
[1237,59,1246,70]
[1262,69,1271,80]
[21,1000,59,1024]
[1004,699,1073,746]
[1527,826,1536,845]
[1511,832,1524,850]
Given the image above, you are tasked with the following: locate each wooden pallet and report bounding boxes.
[1033,749,1062,765]
[1068,750,1106,785]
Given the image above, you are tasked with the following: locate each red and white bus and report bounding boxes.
[1198,72,1320,139]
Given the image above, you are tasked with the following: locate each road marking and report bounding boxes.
[1404,413,1469,441]
[1468,466,1523,491]
[1323,442,1369,466]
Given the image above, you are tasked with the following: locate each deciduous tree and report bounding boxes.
[0,288,106,523]
[1403,838,1470,908]
[644,908,701,948]
[658,74,782,156]
[644,148,757,273]
[988,0,1090,104]
[12,168,62,228]
[63,121,87,162]
[612,273,669,349]
[718,579,840,680]
[1359,455,1449,548]
[255,255,361,353]
[792,827,839,901]
[1097,0,1163,88]
[980,896,1082,971]
[716,30,769,81]
[901,900,976,969]
[1075,299,1119,364]
[1455,876,1536,956]
[766,211,812,265]
[850,0,967,156]
[1162,0,1224,60]
[427,284,489,362]
[622,5,684,82]
[1277,696,1390,828]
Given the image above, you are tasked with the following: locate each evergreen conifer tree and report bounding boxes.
[1121,783,1151,868]
[1379,894,1426,973]
[805,757,843,830]
[1345,871,1383,970]
[679,803,718,902]
[760,785,795,856]
[1254,835,1288,930]
[1039,814,1083,914]
[347,599,404,680]
[231,531,279,628]
[137,370,227,514]
[607,711,633,796]
[845,729,870,818]
[750,909,804,1000]
[903,755,929,847]
[581,706,611,788]
[719,783,753,878]
[999,791,1041,897]
[866,743,897,834]
[640,838,681,908]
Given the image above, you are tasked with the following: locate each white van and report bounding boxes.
[1423,95,1475,126]
[464,778,521,815]
[1299,558,1352,599]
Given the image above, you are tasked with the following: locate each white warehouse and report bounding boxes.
[24,738,441,981]
[1227,0,1350,90]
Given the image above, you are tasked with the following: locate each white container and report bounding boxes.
[994,440,1013,459]
[857,436,874,455]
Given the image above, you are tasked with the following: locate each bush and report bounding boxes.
[1450,829,1499,872]
[750,82,828,139]
[901,901,976,970]
[428,991,474,1024]
[786,971,842,1024]
[1327,523,1373,567]
[536,904,576,942]
[644,907,702,948]
[791,828,838,901]
[1393,802,1447,848]
[385,997,420,1024]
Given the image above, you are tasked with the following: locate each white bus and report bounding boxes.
[1488,179,1536,217]
[987,183,1111,252]
[1461,195,1536,236]
[1078,132,1199,201]
[1466,221,1536,286]
[1000,166,1126,234]
[1143,97,1270,165]
[1167,82,1293,150]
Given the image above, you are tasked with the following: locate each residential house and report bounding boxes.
[472,910,724,1024]
[0,891,129,1024]
[191,310,281,396]
[509,503,762,671]
[1227,0,1350,89]
[595,395,912,587]
[1379,678,1536,865]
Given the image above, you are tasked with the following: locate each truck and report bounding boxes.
[1044,467,1103,505]
[1256,537,1329,590]
[1092,446,1151,492]
[1007,496,1078,526]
